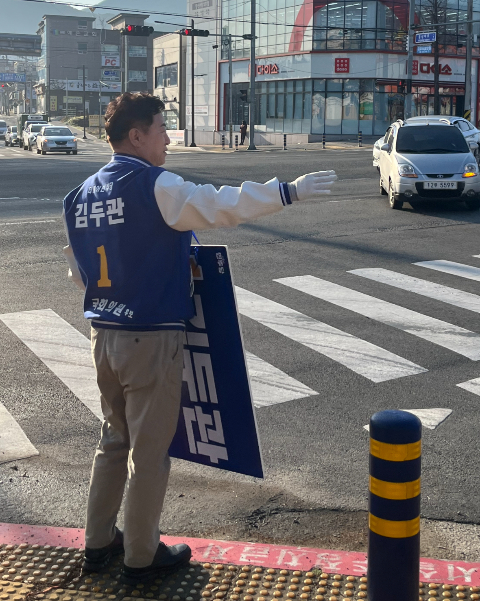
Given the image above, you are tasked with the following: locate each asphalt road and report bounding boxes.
[2,121,480,560]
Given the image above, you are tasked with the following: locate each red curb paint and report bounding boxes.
[0,522,479,585]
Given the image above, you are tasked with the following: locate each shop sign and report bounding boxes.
[102,55,120,68]
[63,96,83,104]
[415,31,436,44]
[247,63,279,76]
[128,45,147,58]
[101,44,119,53]
[102,70,120,81]
[186,105,209,115]
[416,45,432,54]
[168,129,185,145]
[0,73,26,82]
[335,58,350,73]
[50,96,57,111]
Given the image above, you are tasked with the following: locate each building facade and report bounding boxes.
[35,13,164,118]
[183,0,480,143]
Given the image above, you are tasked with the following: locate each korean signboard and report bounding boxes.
[63,96,83,104]
[50,79,121,93]
[101,55,120,68]
[186,105,209,116]
[415,31,436,44]
[50,96,57,112]
[102,70,120,81]
[128,45,147,57]
[169,245,263,478]
[0,73,26,83]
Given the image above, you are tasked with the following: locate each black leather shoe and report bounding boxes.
[121,542,192,585]
[83,527,124,573]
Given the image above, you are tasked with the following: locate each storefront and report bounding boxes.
[219,54,475,139]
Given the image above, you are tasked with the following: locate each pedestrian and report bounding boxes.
[62,92,336,586]
[240,120,247,145]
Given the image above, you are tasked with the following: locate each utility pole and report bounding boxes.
[405,0,416,119]
[65,78,69,119]
[464,0,473,120]
[124,35,128,93]
[248,0,256,150]
[46,63,50,118]
[190,19,196,147]
[228,34,233,148]
[82,64,87,140]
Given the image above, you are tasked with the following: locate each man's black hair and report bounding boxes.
[105,92,165,143]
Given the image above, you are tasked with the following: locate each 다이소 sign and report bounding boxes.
[169,245,263,478]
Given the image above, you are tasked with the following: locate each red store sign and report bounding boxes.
[335,58,350,73]
[248,63,279,76]
[412,60,452,76]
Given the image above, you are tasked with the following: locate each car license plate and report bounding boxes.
[424,181,457,189]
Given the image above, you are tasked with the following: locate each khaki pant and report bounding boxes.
[85,327,184,568]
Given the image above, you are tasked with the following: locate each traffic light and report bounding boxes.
[239,89,248,102]
[398,80,405,93]
[180,28,209,37]
[121,25,154,36]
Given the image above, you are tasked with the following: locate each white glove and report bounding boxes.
[288,170,337,201]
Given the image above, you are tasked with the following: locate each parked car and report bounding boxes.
[377,120,480,211]
[0,120,7,139]
[374,116,480,167]
[4,126,18,146]
[22,121,48,151]
[34,126,77,155]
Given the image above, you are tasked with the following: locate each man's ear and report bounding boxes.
[128,127,142,147]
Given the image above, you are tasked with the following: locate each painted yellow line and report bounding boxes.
[369,476,420,500]
[370,438,421,462]
[369,514,420,538]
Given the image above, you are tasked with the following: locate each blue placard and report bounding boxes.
[169,245,264,479]
[416,45,432,53]
[415,31,436,44]
[0,73,26,83]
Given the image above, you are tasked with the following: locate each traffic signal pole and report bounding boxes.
[228,34,233,149]
[247,0,256,150]
[190,19,196,147]
[405,0,416,119]
[464,0,473,120]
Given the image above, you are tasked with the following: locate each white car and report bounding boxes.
[377,120,480,211]
[373,116,480,167]
[22,121,48,151]
[34,126,77,155]
[0,120,7,139]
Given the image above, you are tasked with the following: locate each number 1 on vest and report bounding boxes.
[97,245,112,287]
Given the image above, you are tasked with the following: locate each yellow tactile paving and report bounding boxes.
[2,543,477,601]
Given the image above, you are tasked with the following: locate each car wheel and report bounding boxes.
[388,180,403,210]
[73,150,77,155]
[380,177,387,195]
[66,151,71,155]
[465,197,480,211]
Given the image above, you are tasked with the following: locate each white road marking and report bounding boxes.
[457,377,480,397]
[235,286,426,383]
[416,260,480,282]
[245,351,317,407]
[0,401,39,464]
[364,408,452,432]
[350,268,480,314]
[0,220,58,226]
[0,309,103,421]
[276,275,480,360]
[0,197,20,200]
[0,309,314,417]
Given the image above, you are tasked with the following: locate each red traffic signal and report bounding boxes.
[180,28,209,37]
[121,24,154,36]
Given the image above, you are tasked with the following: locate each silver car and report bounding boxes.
[0,120,7,139]
[35,126,77,155]
[374,115,480,167]
[378,121,480,211]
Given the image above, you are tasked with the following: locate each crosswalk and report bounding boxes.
[4,254,480,464]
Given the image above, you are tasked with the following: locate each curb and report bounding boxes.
[1,523,479,586]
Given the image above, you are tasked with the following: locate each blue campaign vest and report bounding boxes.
[64,154,194,328]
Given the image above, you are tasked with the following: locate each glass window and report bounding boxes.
[360,79,374,92]
[312,91,325,133]
[163,110,178,130]
[78,43,88,53]
[344,79,359,91]
[314,79,325,92]
[78,68,88,79]
[155,64,178,88]
[304,80,312,92]
[327,79,343,91]
[294,93,303,118]
[295,80,304,92]
[396,125,468,153]
[78,19,88,28]
[325,92,342,134]
[277,81,285,93]
[267,93,276,118]
[277,94,285,118]
[286,81,294,93]
[286,93,294,119]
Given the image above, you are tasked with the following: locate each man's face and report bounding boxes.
[139,113,170,166]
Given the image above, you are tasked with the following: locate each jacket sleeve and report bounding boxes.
[153,171,292,231]
[62,211,86,291]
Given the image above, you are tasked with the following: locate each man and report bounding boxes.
[240,120,247,145]
[63,92,336,585]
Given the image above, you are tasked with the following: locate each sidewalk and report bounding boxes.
[167,141,374,154]
[1,522,479,601]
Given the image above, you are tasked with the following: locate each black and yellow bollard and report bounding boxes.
[283,134,287,150]
[322,133,326,149]
[358,130,363,147]
[235,134,239,151]
[222,134,226,150]
[368,410,421,601]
